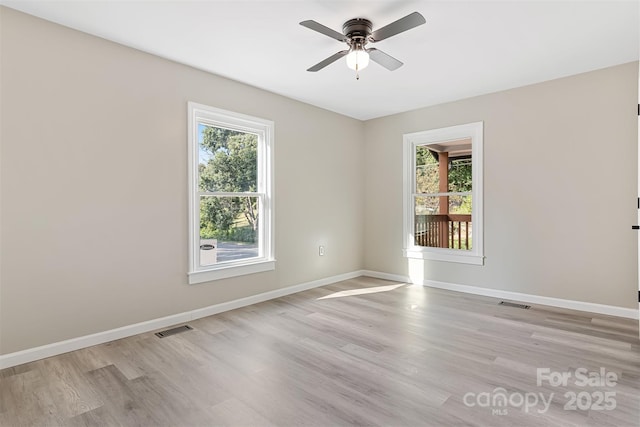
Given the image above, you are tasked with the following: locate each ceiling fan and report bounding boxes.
[300,12,426,79]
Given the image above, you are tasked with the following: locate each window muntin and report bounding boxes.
[188,103,274,283]
[403,122,483,265]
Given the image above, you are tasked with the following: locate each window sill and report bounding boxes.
[403,249,484,266]
[188,259,275,284]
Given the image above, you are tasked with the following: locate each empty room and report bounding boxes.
[0,1,638,426]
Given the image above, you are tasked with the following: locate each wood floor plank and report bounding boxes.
[208,398,276,427]
[1,278,638,426]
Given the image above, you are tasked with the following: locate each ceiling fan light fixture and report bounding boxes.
[346,46,369,71]
[301,12,425,76]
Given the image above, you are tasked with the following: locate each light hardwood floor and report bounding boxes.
[1,277,639,426]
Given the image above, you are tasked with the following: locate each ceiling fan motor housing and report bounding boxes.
[342,18,372,41]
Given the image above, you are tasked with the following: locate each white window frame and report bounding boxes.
[402,121,484,265]
[188,102,275,284]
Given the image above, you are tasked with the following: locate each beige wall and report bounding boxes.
[364,61,639,309]
[0,8,364,354]
[1,7,637,356]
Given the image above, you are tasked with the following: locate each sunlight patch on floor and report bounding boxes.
[317,283,406,300]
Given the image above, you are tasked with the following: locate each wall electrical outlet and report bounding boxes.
[319,245,325,256]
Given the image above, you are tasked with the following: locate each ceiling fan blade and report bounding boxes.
[368,48,403,71]
[307,50,349,72]
[370,12,426,42]
[300,20,346,42]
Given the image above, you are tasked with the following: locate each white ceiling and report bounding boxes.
[2,1,638,120]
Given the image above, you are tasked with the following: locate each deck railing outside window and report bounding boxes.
[415,214,472,250]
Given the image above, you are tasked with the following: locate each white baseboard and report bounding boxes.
[361,270,410,283]
[2,269,636,369]
[188,270,363,319]
[0,270,362,370]
[422,279,639,320]
[362,270,638,320]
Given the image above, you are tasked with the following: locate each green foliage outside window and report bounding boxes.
[415,146,472,215]
[198,126,258,242]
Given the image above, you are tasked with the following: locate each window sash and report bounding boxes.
[197,193,266,264]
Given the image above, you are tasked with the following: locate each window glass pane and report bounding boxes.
[199,196,259,266]
[448,156,472,192]
[198,124,257,192]
[414,195,472,250]
[449,194,472,215]
[415,194,440,216]
[415,146,439,194]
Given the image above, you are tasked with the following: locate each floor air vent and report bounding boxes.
[155,325,193,338]
[499,301,531,309]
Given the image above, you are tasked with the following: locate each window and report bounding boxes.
[188,102,274,284]
[403,122,483,265]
